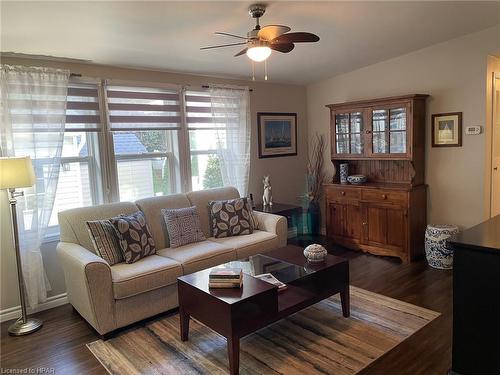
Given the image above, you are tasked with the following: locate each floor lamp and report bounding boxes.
[0,156,43,335]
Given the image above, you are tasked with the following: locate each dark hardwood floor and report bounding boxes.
[1,235,452,374]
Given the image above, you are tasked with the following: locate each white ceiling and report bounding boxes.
[1,1,499,84]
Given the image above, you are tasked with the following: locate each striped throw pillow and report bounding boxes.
[86,220,124,265]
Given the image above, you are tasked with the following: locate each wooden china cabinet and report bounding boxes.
[325,94,428,263]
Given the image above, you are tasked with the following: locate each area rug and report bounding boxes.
[87,286,439,375]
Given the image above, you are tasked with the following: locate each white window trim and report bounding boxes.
[42,78,247,242]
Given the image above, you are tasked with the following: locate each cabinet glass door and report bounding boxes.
[371,107,407,154]
[335,112,363,155]
[389,108,406,153]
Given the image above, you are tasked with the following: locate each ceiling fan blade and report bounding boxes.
[270,42,295,53]
[200,42,247,50]
[272,32,320,44]
[234,48,248,57]
[257,25,291,41]
[214,32,249,40]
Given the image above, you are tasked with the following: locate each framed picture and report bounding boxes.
[257,112,297,158]
[432,112,462,147]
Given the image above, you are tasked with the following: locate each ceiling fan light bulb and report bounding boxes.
[246,46,271,62]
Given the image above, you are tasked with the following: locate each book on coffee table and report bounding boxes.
[209,267,243,288]
[254,273,287,291]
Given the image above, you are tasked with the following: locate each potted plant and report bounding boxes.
[303,134,327,235]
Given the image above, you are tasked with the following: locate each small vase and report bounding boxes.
[339,163,349,184]
[308,201,321,235]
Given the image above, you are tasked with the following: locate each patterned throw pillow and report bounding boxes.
[162,206,206,248]
[209,198,254,238]
[245,199,259,230]
[86,220,124,265]
[110,211,156,264]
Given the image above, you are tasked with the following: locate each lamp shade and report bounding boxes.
[0,156,36,189]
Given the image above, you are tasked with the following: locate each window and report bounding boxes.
[7,77,248,240]
[106,84,182,201]
[185,90,224,191]
[47,81,103,237]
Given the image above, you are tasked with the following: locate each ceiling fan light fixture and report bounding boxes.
[246,46,272,62]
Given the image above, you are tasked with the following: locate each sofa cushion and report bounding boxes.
[111,255,182,299]
[162,206,206,248]
[110,211,156,263]
[58,202,140,252]
[208,198,254,238]
[186,187,240,237]
[208,230,279,259]
[157,241,236,275]
[135,194,192,250]
[86,219,123,265]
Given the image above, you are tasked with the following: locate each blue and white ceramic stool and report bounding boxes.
[424,224,459,269]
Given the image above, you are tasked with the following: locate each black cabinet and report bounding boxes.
[450,215,500,375]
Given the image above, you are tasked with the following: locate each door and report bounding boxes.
[361,203,407,252]
[327,202,344,237]
[368,103,411,159]
[343,202,362,241]
[332,111,364,158]
[492,74,500,217]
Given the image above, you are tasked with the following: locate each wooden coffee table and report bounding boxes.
[177,245,349,375]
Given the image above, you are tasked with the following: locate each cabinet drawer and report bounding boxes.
[326,187,361,201]
[361,189,407,205]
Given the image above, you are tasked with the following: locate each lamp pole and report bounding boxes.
[7,188,43,336]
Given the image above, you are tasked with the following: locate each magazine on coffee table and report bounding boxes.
[254,273,287,291]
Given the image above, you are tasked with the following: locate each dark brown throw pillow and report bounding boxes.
[110,211,156,263]
[208,198,254,238]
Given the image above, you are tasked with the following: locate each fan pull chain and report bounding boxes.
[252,61,255,81]
[264,59,268,81]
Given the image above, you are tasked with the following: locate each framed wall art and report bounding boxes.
[257,112,297,158]
[431,112,462,147]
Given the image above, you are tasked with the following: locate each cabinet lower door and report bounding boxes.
[327,202,344,237]
[361,203,407,253]
[343,202,362,241]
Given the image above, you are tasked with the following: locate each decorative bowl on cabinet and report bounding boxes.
[347,174,367,185]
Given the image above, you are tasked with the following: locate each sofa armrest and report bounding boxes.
[56,242,116,335]
[253,211,288,247]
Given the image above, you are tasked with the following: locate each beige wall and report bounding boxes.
[307,25,500,230]
[0,58,308,311]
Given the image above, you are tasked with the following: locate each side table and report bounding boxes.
[254,203,303,236]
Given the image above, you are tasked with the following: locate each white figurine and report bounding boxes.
[262,175,273,206]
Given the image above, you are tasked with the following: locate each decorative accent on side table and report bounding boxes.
[262,175,273,206]
[425,224,459,269]
[303,244,328,263]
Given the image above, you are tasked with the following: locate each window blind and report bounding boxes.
[106,85,182,131]
[185,90,241,130]
[5,80,102,132]
[65,82,102,131]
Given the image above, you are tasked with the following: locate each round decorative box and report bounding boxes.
[424,224,459,269]
[303,244,327,263]
[347,174,367,185]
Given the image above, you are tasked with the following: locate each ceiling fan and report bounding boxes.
[200,4,320,64]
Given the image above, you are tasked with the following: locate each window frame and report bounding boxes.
[39,79,246,241]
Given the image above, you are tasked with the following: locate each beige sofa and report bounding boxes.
[56,187,287,335]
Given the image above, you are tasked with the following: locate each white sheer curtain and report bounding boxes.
[0,65,69,308]
[210,86,251,196]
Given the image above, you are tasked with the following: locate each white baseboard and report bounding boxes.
[0,293,68,323]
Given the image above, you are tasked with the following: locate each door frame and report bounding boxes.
[489,72,500,217]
